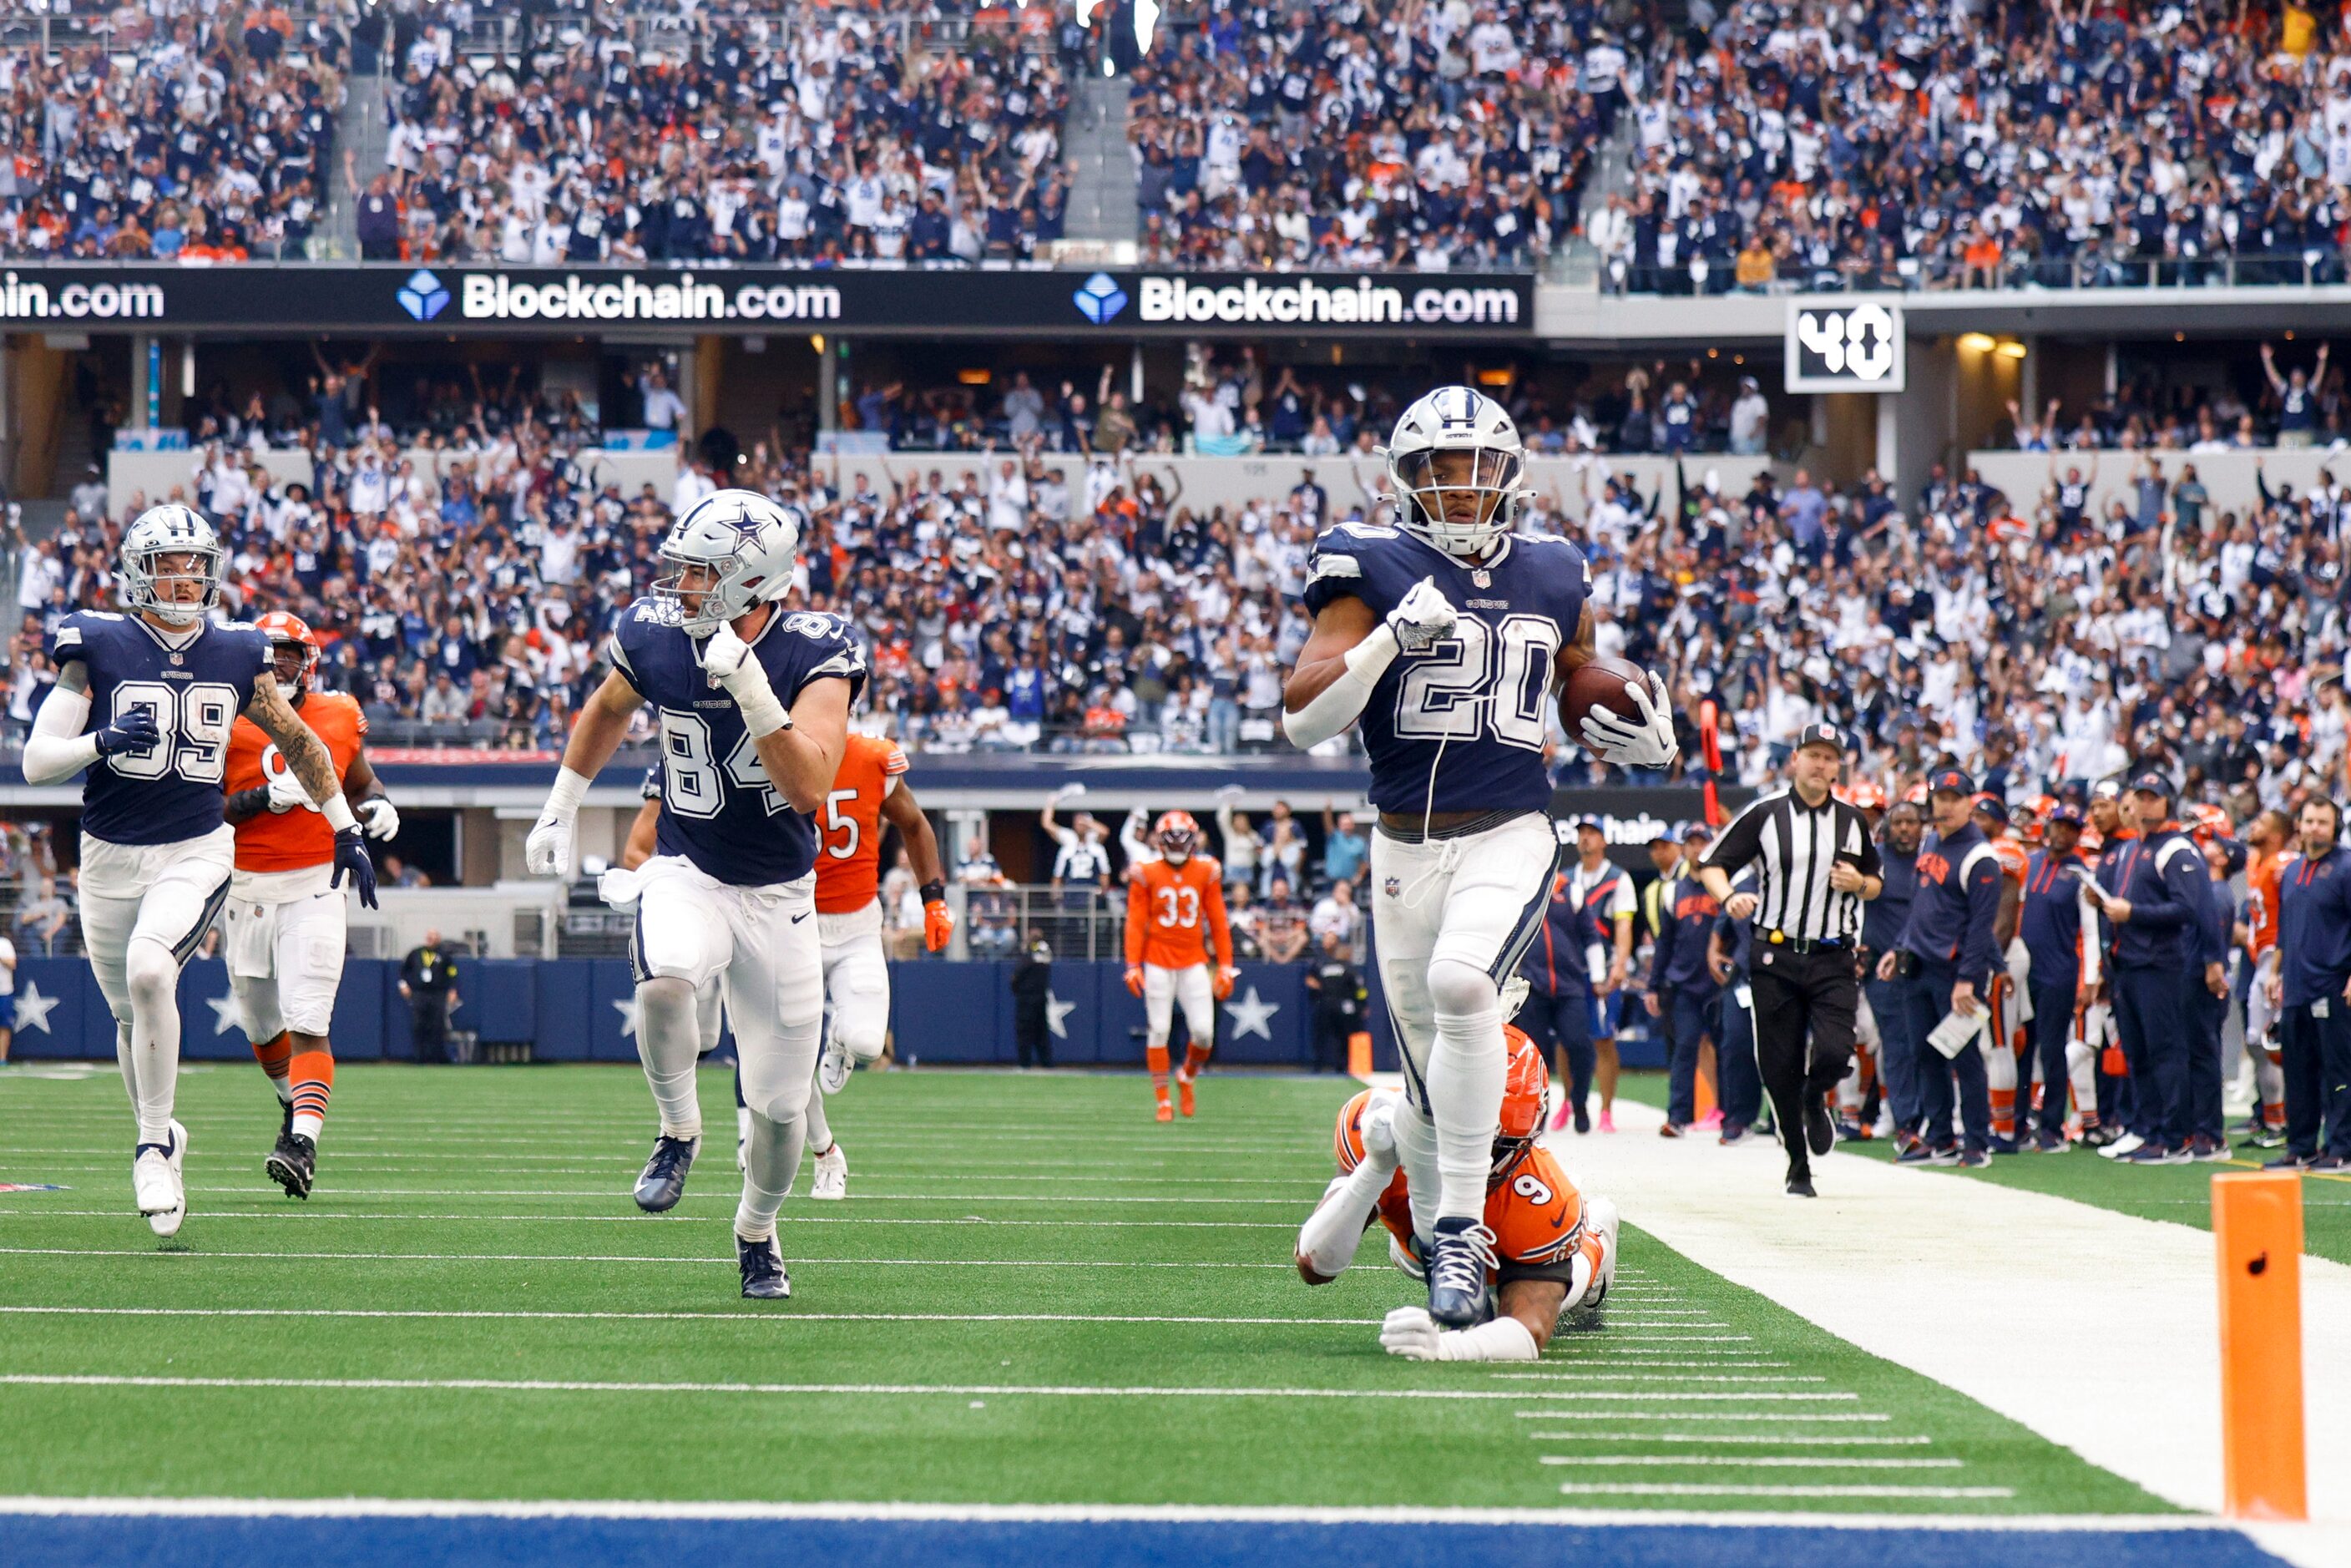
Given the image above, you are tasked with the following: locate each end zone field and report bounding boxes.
[0,1065,2323,1567]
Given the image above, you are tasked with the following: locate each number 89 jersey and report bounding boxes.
[609,600,866,888]
[45,610,270,847]
[1302,523,1588,817]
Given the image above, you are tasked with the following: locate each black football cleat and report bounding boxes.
[737,1233,791,1299]
[1424,1216,1497,1328]
[634,1134,699,1213]
[1805,1094,1837,1157]
[265,1131,316,1200]
[1786,1175,1818,1198]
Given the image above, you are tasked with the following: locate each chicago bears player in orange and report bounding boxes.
[806,728,953,1196]
[1974,796,2031,1148]
[1295,984,1620,1361]
[1124,810,1235,1120]
[220,612,398,1197]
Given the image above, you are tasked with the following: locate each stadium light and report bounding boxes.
[1958,331,1997,354]
[1996,340,2027,360]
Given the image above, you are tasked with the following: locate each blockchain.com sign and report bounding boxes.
[0,265,1532,338]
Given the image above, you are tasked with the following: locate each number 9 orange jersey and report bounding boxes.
[814,732,909,914]
[224,691,367,873]
[1125,853,1231,971]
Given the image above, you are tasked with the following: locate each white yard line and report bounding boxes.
[1540,1457,1964,1469]
[0,1247,1297,1269]
[0,1186,1307,1205]
[1518,1413,1893,1423]
[0,1211,1300,1229]
[1559,1101,2351,1520]
[1555,1484,2015,1500]
[1527,1434,1936,1446]
[0,1306,1381,1328]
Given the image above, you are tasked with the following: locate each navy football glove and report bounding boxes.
[93,706,162,758]
[332,827,380,909]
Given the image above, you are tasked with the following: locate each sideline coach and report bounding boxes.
[1698,723,1880,1196]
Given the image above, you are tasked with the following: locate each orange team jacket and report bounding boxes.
[2247,848,2284,959]
[814,731,909,914]
[1335,1053,1583,1285]
[224,691,367,873]
[1126,853,1231,970]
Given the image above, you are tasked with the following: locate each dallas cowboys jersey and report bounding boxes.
[1302,524,1589,815]
[45,610,271,846]
[609,600,866,887]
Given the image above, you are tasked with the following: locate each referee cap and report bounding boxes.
[1927,767,1974,797]
[1793,721,1847,753]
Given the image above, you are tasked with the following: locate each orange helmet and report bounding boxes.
[254,609,320,690]
[2021,794,2057,843]
[1846,778,1888,812]
[1902,781,1929,805]
[1155,810,1201,861]
[1494,1025,1550,1181]
[1335,1088,1380,1174]
[2189,802,2232,842]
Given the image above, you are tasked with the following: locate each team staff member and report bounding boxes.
[2085,780,2137,1141]
[1858,799,1923,1150]
[2268,797,2351,1171]
[1885,770,2002,1167]
[1706,870,1764,1146]
[1520,842,1599,1135]
[2186,836,2242,1162]
[2018,802,2093,1152]
[2086,773,2207,1166]
[398,930,460,1065]
[1698,725,1878,1196]
[1568,819,1636,1133]
[1644,824,1720,1137]
[1305,932,1365,1075]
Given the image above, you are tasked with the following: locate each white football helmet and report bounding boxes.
[1381,386,1530,559]
[653,488,801,638]
[120,504,223,627]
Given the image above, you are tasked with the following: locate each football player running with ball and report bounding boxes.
[1125,811,1236,1120]
[1295,984,1620,1361]
[527,490,863,1301]
[21,507,378,1238]
[1282,387,1673,1328]
[221,611,400,1198]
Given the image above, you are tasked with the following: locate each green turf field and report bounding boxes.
[1604,1075,2351,1266]
[0,1064,2173,1514]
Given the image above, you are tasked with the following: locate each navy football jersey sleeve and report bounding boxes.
[614,601,867,888]
[54,612,270,846]
[1298,527,1589,817]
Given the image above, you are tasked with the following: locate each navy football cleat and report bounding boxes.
[1424,1216,1496,1328]
[265,1132,316,1200]
[634,1134,700,1213]
[737,1233,791,1299]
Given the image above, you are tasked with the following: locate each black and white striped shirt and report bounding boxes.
[1698,787,1880,944]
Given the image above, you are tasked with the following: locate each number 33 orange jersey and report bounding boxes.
[223,691,367,873]
[1125,854,1231,970]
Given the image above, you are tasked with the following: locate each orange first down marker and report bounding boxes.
[2212,1171,2307,1520]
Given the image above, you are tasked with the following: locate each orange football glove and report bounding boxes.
[1125,965,1145,997]
[1214,965,1238,1000]
[923,898,954,953]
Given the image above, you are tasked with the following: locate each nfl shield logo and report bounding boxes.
[1471,569,1491,588]
[1383,877,1401,898]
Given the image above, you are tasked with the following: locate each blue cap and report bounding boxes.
[2128,770,2173,798]
[2044,802,2086,827]
[1928,768,1974,797]
[1971,793,2009,824]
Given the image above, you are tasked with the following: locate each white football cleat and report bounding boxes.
[817,1038,852,1096]
[1582,1194,1620,1308]
[133,1120,189,1238]
[811,1141,848,1201]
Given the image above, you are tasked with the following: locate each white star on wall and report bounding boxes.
[205,993,242,1036]
[1223,985,1280,1041]
[1045,990,1078,1040]
[614,995,640,1040]
[11,980,59,1035]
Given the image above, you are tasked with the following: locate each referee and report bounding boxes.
[1697,723,1882,1196]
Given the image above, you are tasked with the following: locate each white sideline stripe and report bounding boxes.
[0,1495,2252,1532]
[1563,1099,2351,1518]
[2,1187,1309,1206]
[1492,1375,1824,1384]
[1519,1362,1795,1370]
[1527,1434,1936,1447]
[1575,1336,1752,1343]
[0,1211,1301,1230]
[0,1306,1383,1328]
[0,1375,1824,1404]
[1557,1485,2015,1500]
[0,1248,1299,1270]
[3,1161,1319,1185]
[1518,1413,1893,1423]
[1540,1457,1964,1470]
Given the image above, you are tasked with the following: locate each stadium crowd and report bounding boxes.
[0,4,346,261]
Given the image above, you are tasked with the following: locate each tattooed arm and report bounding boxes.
[243,670,356,832]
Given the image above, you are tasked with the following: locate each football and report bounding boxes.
[1564,655,1653,746]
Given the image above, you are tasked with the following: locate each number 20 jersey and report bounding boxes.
[609,599,866,888]
[1301,524,1589,817]
[45,610,270,847]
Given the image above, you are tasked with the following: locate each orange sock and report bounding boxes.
[1181,1042,1211,1080]
[290,1049,334,1141]
[1147,1044,1171,1101]
[252,1031,292,1105]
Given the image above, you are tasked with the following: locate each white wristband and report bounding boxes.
[734,680,788,739]
[322,794,357,833]
[1438,1315,1540,1363]
[544,765,592,817]
[1282,623,1399,750]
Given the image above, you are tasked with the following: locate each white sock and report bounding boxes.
[1388,1090,1442,1247]
[635,978,705,1141]
[1424,979,1504,1221]
[292,1113,323,1142]
[803,1076,833,1156]
[1296,1156,1397,1277]
[114,1022,144,1141]
[124,939,183,1145]
[735,1108,806,1242]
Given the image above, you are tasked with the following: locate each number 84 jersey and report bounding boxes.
[1302,524,1588,817]
[45,610,271,846]
[609,600,866,888]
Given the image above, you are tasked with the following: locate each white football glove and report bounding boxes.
[356,796,401,841]
[1358,1094,1399,1171]
[1387,576,1459,655]
[701,623,755,691]
[1580,670,1680,769]
[597,864,644,911]
[524,809,574,877]
[1380,1305,1446,1361]
[265,764,316,812]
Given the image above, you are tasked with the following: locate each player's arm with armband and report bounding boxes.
[879,773,955,952]
[22,661,161,784]
[1379,1277,1566,1363]
[707,625,852,812]
[1282,574,1459,749]
[245,670,378,908]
